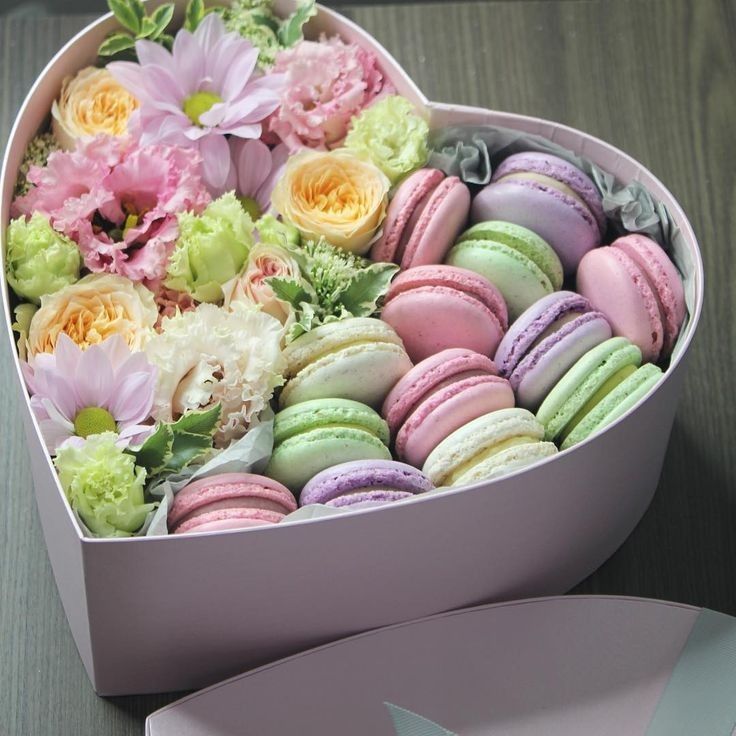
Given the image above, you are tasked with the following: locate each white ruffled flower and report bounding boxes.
[144,303,285,447]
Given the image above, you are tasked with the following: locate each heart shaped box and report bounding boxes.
[0,1,704,696]
[146,596,736,735]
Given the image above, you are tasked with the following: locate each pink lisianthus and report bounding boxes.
[222,139,289,213]
[22,333,158,454]
[12,136,210,283]
[268,35,394,152]
[108,14,284,193]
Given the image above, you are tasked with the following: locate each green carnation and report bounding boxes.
[5,214,81,304]
[256,214,300,248]
[345,96,430,185]
[55,433,156,538]
[166,192,254,303]
[15,133,60,197]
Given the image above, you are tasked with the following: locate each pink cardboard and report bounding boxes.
[145,596,703,735]
[0,1,705,695]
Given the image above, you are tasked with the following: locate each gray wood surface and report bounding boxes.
[1,0,734,733]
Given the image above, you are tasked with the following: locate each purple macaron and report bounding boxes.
[470,152,606,273]
[494,291,612,410]
[300,460,434,509]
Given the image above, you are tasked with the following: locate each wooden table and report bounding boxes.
[1,0,734,732]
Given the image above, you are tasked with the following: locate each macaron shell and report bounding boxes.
[561,363,663,450]
[422,407,545,486]
[300,459,433,505]
[577,246,664,362]
[536,337,643,441]
[512,312,613,411]
[383,348,499,434]
[471,181,600,273]
[279,342,412,408]
[446,240,554,322]
[370,168,445,264]
[265,427,392,492]
[381,285,505,362]
[491,152,606,234]
[173,508,284,535]
[494,291,591,376]
[326,490,415,509]
[400,176,471,267]
[457,221,564,291]
[613,234,686,356]
[449,440,558,487]
[274,398,390,446]
[397,375,516,467]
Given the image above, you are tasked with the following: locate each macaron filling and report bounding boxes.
[444,435,541,486]
[495,172,591,212]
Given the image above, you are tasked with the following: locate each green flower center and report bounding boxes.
[73,407,117,439]
[183,91,223,126]
[238,196,262,221]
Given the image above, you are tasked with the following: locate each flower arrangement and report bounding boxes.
[5,0,430,538]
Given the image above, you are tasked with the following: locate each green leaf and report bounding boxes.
[98,32,136,56]
[267,277,312,308]
[128,0,146,26]
[139,16,157,38]
[164,431,214,474]
[277,0,317,47]
[108,0,141,33]
[339,263,399,317]
[158,32,174,50]
[132,423,174,474]
[149,3,174,38]
[184,0,204,31]
[251,12,280,33]
[171,404,221,437]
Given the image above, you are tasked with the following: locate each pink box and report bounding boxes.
[0,1,704,696]
[146,595,736,735]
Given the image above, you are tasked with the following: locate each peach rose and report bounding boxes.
[271,150,390,254]
[26,274,158,361]
[51,67,138,150]
[223,242,302,326]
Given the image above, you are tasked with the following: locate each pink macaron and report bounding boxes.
[576,234,686,363]
[382,348,515,467]
[380,265,509,363]
[470,152,606,273]
[371,168,471,268]
[168,473,297,535]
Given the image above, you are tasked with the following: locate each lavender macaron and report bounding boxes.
[494,291,612,411]
[471,152,606,273]
[300,460,434,510]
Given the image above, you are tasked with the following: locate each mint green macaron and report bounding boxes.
[536,336,650,446]
[266,399,391,493]
[445,221,564,321]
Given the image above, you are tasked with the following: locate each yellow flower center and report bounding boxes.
[74,407,117,438]
[183,91,223,126]
[238,196,262,221]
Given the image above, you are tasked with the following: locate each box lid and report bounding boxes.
[146,595,736,735]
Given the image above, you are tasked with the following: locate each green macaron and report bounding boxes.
[266,399,391,493]
[446,221,564,321]
[536,337,646,445]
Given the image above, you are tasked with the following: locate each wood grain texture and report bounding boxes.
[1,0,734,732]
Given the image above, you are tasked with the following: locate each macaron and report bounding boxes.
[382,348,515,467]
[536,336,646,446]
[279,317,412,409]
[265,399,392,493]
[446,221,563,321]
[168,473,297,535]
[371,168,471,268]
[300,460,434,509]
[422,408,558,487]
[576,234,686,363]
[471,152,606,273]
[494,291,612,410]
[380,265,508,362]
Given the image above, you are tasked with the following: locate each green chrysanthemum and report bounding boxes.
[345,96,430,185]
[55,433,156,538]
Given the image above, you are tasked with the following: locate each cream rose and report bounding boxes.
[26,274,157,360]
[51,67,138,150]
[223,243,302,326]
[271,150,390,254]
